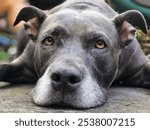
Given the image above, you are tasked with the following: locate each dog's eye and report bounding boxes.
[42,36,54,46]
[95,40,106,49]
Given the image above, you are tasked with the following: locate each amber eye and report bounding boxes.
[95,40,106,49]
[42,36,54,46]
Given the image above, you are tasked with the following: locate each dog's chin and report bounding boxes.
[33,100,105,110]
[32,91,106,109]
[42,101,84,110]
[32,89,106,109]
[32,86,106,109]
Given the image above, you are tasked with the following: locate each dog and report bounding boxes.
[0,0,149,109]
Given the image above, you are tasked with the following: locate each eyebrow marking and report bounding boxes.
[50,26,69,36]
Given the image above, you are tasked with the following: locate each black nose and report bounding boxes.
[50,69,82,93]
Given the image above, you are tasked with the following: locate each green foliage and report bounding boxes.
[136,29,150,54]
[0,48,9,61]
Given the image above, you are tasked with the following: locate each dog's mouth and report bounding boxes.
[35,100,103,110]
[32,88,106,109]
[47,101,79,109]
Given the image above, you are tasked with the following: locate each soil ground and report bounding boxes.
[0,82,150,113]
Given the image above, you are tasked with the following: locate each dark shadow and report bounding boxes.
[0,82,34,89]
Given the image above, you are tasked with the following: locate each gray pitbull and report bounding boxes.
[0,0,150,109]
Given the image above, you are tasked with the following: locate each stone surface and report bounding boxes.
[0,82,150,113]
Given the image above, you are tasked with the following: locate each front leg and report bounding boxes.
[141,61,150,86]
[0,41,38,84]
[123,61,150,88]
[0,63,37,84]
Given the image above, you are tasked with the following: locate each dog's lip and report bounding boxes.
[51,82,80,95]
[36,100,104,110]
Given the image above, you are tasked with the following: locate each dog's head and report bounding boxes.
[14,1,147,109]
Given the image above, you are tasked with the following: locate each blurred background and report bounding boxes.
[0,0,150,61]
[106,0,150,55]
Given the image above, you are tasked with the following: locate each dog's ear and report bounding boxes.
[14,6,47,41]
[113,10,148,47]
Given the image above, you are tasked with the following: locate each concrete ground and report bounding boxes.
[0,82,150,113]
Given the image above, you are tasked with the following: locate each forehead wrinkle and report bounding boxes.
[45,8,110,26]
[43,26,69,37]
[39,9,115,40]
[83,31,108,39]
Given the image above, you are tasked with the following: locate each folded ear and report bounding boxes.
[113,10,148,46]
[14,6,47,41]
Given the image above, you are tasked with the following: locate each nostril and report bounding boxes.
[69,75,81,84]
[51,73,61,82]
[51,69,82,92]
[51,69,82,85]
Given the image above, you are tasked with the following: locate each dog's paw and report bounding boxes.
[0,64,21,81]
